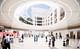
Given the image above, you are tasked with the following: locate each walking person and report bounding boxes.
[59,32,62,39]
[48,39,51,47]
[48,36,51,47]
[21,34,24,42]
[63,40,66,46]
[45,36,48,42]
[5,34,11,49]
[34,35,36,42]
[66,38,69,46]
[55,33,58,39]
[1,35,6,49]
[51,35,55,47]
[66,34,69,46]
[73,34,75,39]
[10,35,14,43]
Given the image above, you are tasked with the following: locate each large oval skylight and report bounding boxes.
[14,3,51,17]
[14,1,65,26]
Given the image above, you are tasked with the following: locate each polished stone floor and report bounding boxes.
[0,37,80,49]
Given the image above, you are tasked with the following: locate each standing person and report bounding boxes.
[35,35,38,42]
[66,38,69,46]
[1,35,6,49]
[59,32,62,39]
[63,40,66,46]
[48,39,51,47]
[34,35,36,42]
[22,34,24,39]
[5,34,11,49]
[48,36,51,47]
[21,34,24,42]
[51,35,55,47]
[73,34,75,39]
[66,34,69,46]
[36,35,39,42]
[45,36,48,42]
[10,35,14,43]
[55,33,58,39]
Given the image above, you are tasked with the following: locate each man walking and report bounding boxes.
[5,34,11,49]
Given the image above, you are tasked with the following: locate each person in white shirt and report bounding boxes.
[5,34,11,49]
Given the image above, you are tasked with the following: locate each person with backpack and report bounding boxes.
[5,34,11,49]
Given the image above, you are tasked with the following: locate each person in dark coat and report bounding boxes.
[59,33,62,39]
[48,39,51,47]
[66,34,69,46]
[66,38,69,46]
[51,35,55,47]
[21,34,24,42]
[22,34,24,39]
[45,36,48,42]
[1,35,6,49]
[55,33,58,39]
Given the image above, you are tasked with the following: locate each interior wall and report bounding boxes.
[52,28,80,39]
[0,0,80,31]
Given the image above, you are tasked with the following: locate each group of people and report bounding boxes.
[34,35,39,42]
[45,33,70,47]
[19,34,24,42]
[55,33,62,39]
[1,34,13,49]
[48,35,55,47]
[63,34,69,46]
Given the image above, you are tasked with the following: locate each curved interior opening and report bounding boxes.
[14,2,65,26]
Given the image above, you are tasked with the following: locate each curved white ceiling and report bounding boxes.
[0,0,80,31]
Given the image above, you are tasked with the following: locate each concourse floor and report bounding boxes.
[5,37,80,49]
